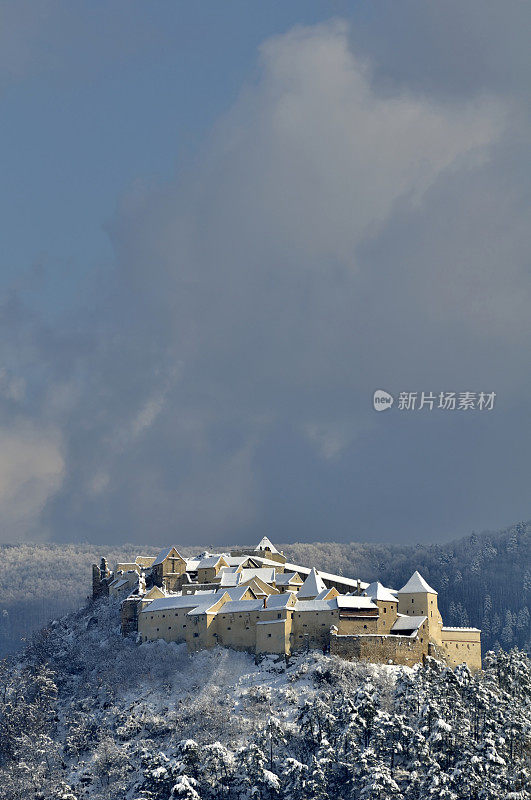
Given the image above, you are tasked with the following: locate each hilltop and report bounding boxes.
[0,520,529,657]
[0,595,529,799]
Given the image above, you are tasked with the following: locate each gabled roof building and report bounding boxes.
[93,537,481,671]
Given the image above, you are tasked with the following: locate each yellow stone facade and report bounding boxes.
[99,539,482,671]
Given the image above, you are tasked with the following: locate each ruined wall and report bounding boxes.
[330,632,428,667]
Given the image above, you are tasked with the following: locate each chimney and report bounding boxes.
[357,579,361,596]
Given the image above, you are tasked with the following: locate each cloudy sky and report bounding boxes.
[1,1,530,547]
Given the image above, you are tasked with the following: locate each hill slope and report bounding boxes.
[0,596,529,799]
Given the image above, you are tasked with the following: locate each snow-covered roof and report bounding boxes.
[222,556,248,567]
[442,626,481,632]
[293,599,335,612]
[298,568,327,599]
[275,572,302,586]
[264,593,295,609]
[197,555,225,569]
[215,586,250,601]
[239,568,275,584]
[246,555,283,568]
[217,600,264,614]
[140,593,215,613]
[185,559,201,571]
[218,569,241,587]
[255,536,279,554]
[391,615,427,633]
[283,562,369,591]
[152,546,184,567]
[364,582,398,603]
[398,571,437,595]
[314,588,334,601]
[335,596,377,610]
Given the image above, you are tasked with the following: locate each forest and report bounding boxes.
[0,594,529,800]
[0,519,529,657]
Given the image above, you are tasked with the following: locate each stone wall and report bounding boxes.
[330,632,427,667]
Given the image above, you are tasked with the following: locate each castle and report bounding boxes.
[93,537,481,670]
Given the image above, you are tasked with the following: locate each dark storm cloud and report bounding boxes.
[1,15,529,545]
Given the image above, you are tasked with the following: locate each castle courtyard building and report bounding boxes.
[93,539,482,671]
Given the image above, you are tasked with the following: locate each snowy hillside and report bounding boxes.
[0,597,529,800]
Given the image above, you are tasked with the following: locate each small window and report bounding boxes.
[268,633,272,638]
[193,632,199,638]
[384,607,387,613]
[227,626,231,630]
[168,626,171,630]
[277,613,281,619]
[364,624,367,629]
[411,599,414,604]
[156,628,159,632]
[183,624,186,628]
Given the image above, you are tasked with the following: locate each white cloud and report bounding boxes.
[0,424,64,542]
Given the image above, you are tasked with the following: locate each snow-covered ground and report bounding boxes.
[1,596,529,800]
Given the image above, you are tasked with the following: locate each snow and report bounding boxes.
[215,587,250,602]
[297,568,327,599]
[152,546,184,567]
[441,626,481,632]
[364,581,399,602]
[216,600,264,614]
[254,536,280,553]
[196,555,225,569]
[140,594,216,613]
[335,596,377,610]
[264,594,295,609]
[390,615,427,633]
[398,571,437,595]
[275,572,301,586]
[238,567,276,584]
[284,562,369,591]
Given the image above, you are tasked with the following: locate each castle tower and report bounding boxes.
[397,571,442,645]
[92,557,111,599]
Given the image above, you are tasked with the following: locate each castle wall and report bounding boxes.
[291,608,339,650]
[330,632,428,667]
[440,628,482,671]
[336,614,379,637]
[256,619,289,654]
[214,609,261,651]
